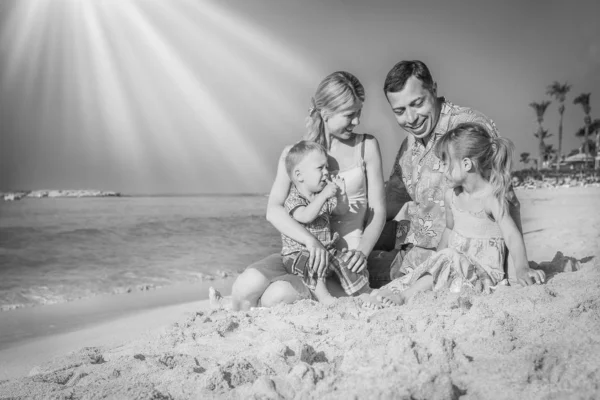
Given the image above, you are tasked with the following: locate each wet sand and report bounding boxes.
[0,187,598,399]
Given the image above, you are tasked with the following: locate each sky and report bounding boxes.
[1,0,599,194]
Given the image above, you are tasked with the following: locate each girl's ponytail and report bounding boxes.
[489,136,514,217]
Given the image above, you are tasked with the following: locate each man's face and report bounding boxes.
[386,76,440,140]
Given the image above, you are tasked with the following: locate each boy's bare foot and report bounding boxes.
[376,288,406,307]
[209,287,230,310]
[313,281,337,306]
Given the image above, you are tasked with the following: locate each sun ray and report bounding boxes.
[78,0,147,175]
[115,0,273,189]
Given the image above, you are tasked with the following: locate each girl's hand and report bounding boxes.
[306,237,329,277]
[515,267,546,286]
[342,249,368,273]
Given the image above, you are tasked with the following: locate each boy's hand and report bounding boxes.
[331,175,346,195]
[515,267,545,286]
[320,181,338,199]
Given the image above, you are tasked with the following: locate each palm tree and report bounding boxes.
[543,144,556,164]
[529,101,552,170]
[519,152,531,169]
[573,93,592,168]
[575,119,600,165]
[546,82,571,172]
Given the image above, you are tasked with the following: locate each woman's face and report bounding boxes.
[324,104,362,140]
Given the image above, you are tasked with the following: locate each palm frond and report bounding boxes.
[574,119,600,137]
[534,128,553,139]
[529,101,552,119]
[546,81,571,102]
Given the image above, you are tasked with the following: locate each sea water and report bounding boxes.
[0,195,279,309]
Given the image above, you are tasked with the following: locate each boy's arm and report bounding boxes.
[436,189,455,251]
[291,183,336,223]
[487,198,545,286]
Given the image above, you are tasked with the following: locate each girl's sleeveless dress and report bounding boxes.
[383,191,506,294]
[329,134,368,251]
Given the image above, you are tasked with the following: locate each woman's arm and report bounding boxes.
[436,189,455,251]
[359,135,386,255]
[266,147,329,274]
[486,197,545,286]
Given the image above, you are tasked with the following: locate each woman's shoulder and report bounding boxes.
[357,133,382,159]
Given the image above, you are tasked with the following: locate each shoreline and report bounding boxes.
[0,271,239,312]
[0,277,235,352]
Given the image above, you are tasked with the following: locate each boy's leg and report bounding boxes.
[330,250,370,296]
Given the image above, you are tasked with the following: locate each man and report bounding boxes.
[380,60,521,279]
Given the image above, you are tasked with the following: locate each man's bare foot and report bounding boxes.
[313,281,337,306]
[209,287,231,310]
[376,287,406,307]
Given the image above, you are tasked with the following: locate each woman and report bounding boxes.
[231,71,388,309]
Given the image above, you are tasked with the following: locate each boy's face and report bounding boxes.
[295,151,329,193]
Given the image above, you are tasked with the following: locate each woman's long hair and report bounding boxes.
[305,71,365,147]
[434,122,514,216]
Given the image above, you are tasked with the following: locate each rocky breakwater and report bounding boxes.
[1,190,121,201]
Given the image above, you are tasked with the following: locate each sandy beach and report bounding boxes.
[1,187,599,399]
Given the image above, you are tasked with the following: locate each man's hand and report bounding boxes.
[515,267,546,286]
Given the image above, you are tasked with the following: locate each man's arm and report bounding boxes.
[385,139,412,220]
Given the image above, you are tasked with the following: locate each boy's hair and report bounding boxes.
[285,140,327,181]
[383,60,435,94]
[434,123,515,216]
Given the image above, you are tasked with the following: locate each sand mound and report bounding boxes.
[1,253,598,400]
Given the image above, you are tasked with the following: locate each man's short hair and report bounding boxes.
[383,60,435,94]
[285,140,327,180]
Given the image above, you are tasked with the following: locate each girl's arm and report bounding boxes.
[437,189,455,251]
[486,197,545,286]
[266,147,329,275]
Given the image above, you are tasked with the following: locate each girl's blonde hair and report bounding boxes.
[434,123,515,216]
[305,71,365,147]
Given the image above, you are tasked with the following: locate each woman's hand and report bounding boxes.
[515,267,546,286]
[342,249,368,273]
[305,237,329,277]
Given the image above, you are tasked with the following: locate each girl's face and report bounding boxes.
[443,145,469,187]
[324,104,362,140]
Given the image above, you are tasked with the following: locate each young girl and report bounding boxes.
[363,122,545,308]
